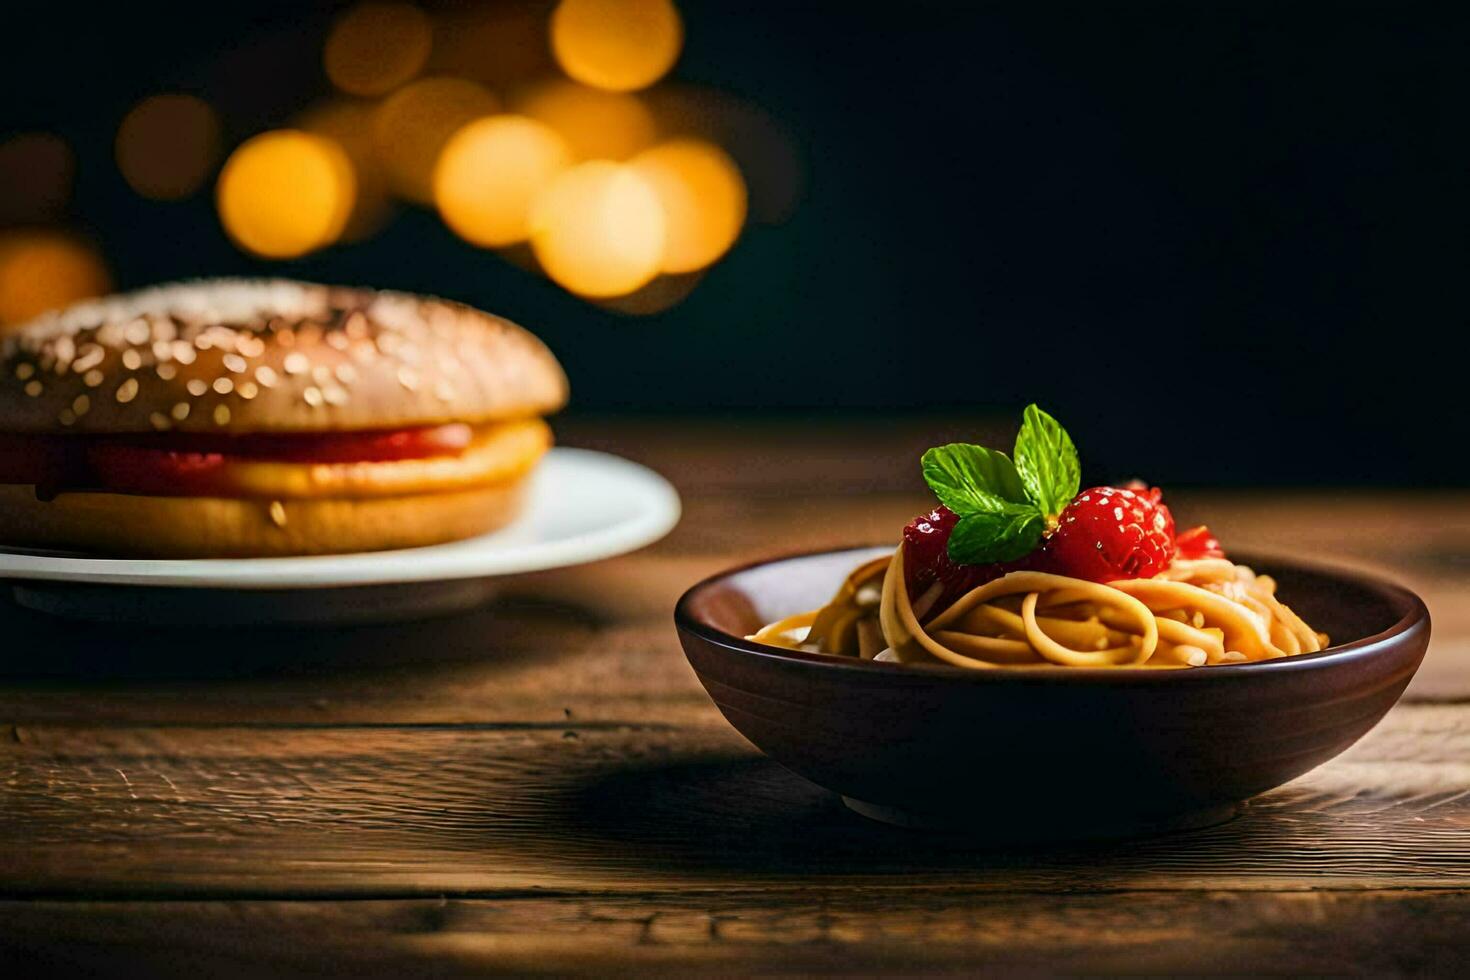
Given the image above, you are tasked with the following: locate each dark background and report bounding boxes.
[4,1,1466,485]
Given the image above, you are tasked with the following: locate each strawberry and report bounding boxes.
[1041,485,1176,582]
[1175,524,1226,560]
[902,506,1006,612]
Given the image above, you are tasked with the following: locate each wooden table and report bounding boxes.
[3,419,1468,976]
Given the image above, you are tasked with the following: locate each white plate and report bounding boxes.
[0,448,680,624]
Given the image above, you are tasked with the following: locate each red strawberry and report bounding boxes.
[1041,485,1176,582]
[1175,525,1226,560]
[901,506,1007,613]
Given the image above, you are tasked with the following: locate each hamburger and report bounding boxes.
[0,279,567,557]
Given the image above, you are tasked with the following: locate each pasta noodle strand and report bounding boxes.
[749,545,1326,670]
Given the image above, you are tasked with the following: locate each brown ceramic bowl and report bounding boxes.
[676,546,1431,838]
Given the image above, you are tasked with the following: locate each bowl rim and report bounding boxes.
[674,544,1431,685]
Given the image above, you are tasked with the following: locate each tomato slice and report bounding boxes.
[86,423,480,497]
[1,423,480,497]
[96,423,476,463]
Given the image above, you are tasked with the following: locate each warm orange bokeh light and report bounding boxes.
[429,2,553,90]
[530,161,665,298]
[0,133,74,224]
[324,1,432,97]
[0,231,111,327]
[372,77,500,202]
[599,270,703,315]
[115,94,222,201]
[632,138,746,273]
[551,0,683,93]
[216,131,356,259]
[434,115,571,248]
[296,99,395,241]
[512,78,656,161]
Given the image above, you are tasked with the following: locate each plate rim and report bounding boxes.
[0,447,680,589]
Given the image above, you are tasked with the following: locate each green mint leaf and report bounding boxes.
[947,506,1045,564]
[921,443,1030,515]
[1013,404,1080,519]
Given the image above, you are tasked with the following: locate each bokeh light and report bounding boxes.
[631,139,746,273]
[324,1,433,97]
[0,133,74,224]
[372,76,500,202]
[434,115,571,248]
[512,78,656,161]
[599,270,703,315]
[115,95,222,201]
[0,231,111,327]
[646,85,804,226]
[530,161,665,297]
[216,130,356,259]
[551,0,682,93]
[429,1,553,90]
[296,99,395,241]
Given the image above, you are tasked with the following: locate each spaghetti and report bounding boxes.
[749,547,1327,669]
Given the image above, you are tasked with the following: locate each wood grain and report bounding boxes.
[5,891,1470,977]
[0,419,1467,975]
[3,704,1468,896]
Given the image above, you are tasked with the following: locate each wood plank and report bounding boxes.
[3,704,1467,897]
[4,891,1470,977]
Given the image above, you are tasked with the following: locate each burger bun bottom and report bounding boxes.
[0,479,529,558]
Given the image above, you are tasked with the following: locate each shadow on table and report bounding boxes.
[545,754,1269,877]
[0,588,599,680]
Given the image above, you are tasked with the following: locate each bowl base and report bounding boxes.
[841,796,1239,840]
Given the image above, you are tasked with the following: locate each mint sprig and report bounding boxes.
[919,404,1080,565]
[1014,403,1080,519]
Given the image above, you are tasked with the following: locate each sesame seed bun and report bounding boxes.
[0,478,529,558]
[0,279,568,433]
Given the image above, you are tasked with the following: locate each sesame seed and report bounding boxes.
[116,378,139,403]
[223,353,247,374]
[124,320,151,345]
[255,365,278,388]
[303,386,323,407]
[15,363,34,380]
[435,381,456,402]
[238,337,265,358]
[323,386,348,406]
[72,394,90,416]
[195,335,213,351]
[397,366,419,391]
[284,353,309,375]
[122,349,143,371]
[213,377,234,395]
[171,402,190,421]
[268,501,288,527]
[276,328,296,347]
[83,369,104,388]
[24,380,42,397]
[149,412,171,431]
[72,346,105,372]
[59,409,76,426]
[187,379,208,397]
[327,332,349,351]
[311,365,332,384]
[334,363,357,384]
[156,363,178,380]
[213,404,231,426]
[172,343,197,365]
[238,381,259,400]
